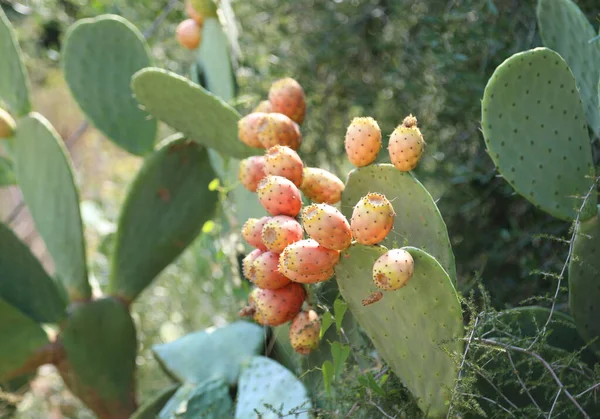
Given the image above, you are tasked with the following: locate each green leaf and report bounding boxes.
[0,222,66,323]
[130,384,179,419]
[0,155,16,186]
[330,341,350,380]
[357,373,385,396]
[108,135,219,302]
[0,299,49,381]
[62,14,156,155]
[333,298,347,333]
[159,380,232,419]
[131,68,258,159]
[0,7,31,115]
[319,312,334,339]
[197,18,236,102]
[13,113,90,301]
[322,360,333,397]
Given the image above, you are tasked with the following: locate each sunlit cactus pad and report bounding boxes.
[335,244,463,417]
[0,7,30,115]
[481,47,596,221]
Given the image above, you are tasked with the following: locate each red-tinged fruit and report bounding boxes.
[0,108,16,139]
[264,145,304,187]
[350,193,395,245]
[247,251,291,290]
[301,204,352,251]
[176,19,202,50]
[289,310,321,355]
[257,113,302,150]
[268,77,307,125]
[253,100,273,113]
[279,264,334,284]
[372,248,414,291]
[388,114,425,172]
[238,156,267,192]
[279,239,340,275]
[241,283,307,326]
[345,117,382,167]
[238,112,268,149]
[242,216,270,250]
[242,249,264,279]
[257,175,303,217]
[185,0,205,25]
[300,167,345,205]
[261,215,304,253]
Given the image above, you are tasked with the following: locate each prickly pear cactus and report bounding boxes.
[62,14,157,155]
[197,18,236,103]
[481,47,596,221]
[335,244,463,417]
[190,0,218,18]
[0,7,30,115]
[159,380,233,419]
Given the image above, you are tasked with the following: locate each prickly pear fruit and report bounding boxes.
[264,145,304,187]
[268,78,306,125]
[261,215,304,253]
[0,108,16,139]
[176,19,202,50]
[242,216,271,251]
[242,283,307,326]
[289,310,321,355]
[301,204,352,251]
[300,167,345,205]
[279,263,334,284]
[257,175,303,217]
[238,156,267,192]
[185,0,205,25]
[344,117,382,167]
[350,193,395,245]
[372,249,414,290]
[238,112,268,149]
[257,113,302,150]
[279,239,340,275]
[253,100,273,113]
[247,251,291,290]
[388,114,425,172]
[242,249,264,279]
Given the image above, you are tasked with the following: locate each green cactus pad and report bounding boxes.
[568,214,600,354]
[153,321,264,386]
[108,135,218,302]
[131,384,179,419]
[481,47,596,222]
[197,18,235,102]
[159,380,232,419]
[0,155,15,186]
[58,297,137,416]
[343,164,456,282]
[0,298,49,381]
[62,14,156,155]
[537,0,600,137]
[13,113,90,301]
[0,7,31,115]
[131,68,258,159]
[0,222,66,323]
[335,244,463,417]
[190,0,218,17]
[234,356,312,419]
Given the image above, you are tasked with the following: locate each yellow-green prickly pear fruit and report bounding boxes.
[388,114,425,172]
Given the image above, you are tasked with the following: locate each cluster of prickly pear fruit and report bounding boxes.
[176,0,206,50]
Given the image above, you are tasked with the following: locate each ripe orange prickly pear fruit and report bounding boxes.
[247,251,291,290]
[301,204,352,251]
[344,117,382,167]
[257,113,302,150]
[264,145,304,187]
[242,283,306,326]
[257,175,303,217]
[372,249,414,291]
[279,263,335,284]
[253,100,273,113]
[238,112,268,149]
[300,167,345,205]
[185,0,205,25]
[350,193,395,245]
[238,156,267,192]
[242,216,271,251]
[176,19,202,50]
[261,215,304,253]
[268,78,306,125]
[289,310,321,355]
[0,109,16,139]
[388,114,425,172]
[242,249,264,279]
[279,239,340,276]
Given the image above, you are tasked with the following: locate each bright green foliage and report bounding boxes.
[12,113,90,301]
[0,222,66,323]
[197,18,236,102]
[108,135,218,302]
[342,164,456,282]
[0,155,15,186]
[159,380,232,419]
[62,14,156,155]
[0,299,49,381]
[0,7,30,115]
[335,244,463,417]
[131,384,179,419]
[537,0,600,137]
[481,47,596,222]
[131,68,258,159]
[153,321,264,386]
[190,0,218,18]
[234,356,312,419]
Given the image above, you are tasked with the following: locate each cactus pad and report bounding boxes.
[190,0,218,18]
[62,14,156,155]
[537,0,600,137]
[0,7,30,115]
[197,18,236,102]
[131,384,179,419]
[108,135,218,302]
[234,356,312,419]
[335,244,463,417]
[159,380,232,419]
[0,222,66,323]
[343,164,456,282]
[481,47,596,221]
[13,113,90,301]
[0,155,15,186]
[153,321,264,386]
[131,68,257,159]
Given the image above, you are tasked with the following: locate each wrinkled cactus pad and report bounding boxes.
[335,244,463,417]
[482,47,596,221]
[0,7,30,115]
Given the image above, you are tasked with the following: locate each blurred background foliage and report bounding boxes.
[1,0,599,417]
